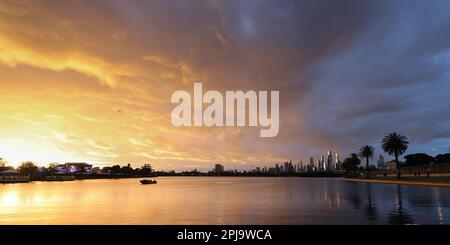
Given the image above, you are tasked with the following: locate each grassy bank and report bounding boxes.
[344,176,450,188]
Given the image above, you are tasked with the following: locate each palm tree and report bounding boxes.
[382,132,409,179]
[359,145,374,178]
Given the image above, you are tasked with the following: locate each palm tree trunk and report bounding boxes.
[366,157,370,178]
[395,153,401,179]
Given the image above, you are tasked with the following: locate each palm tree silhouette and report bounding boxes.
[382,132,409,179]
[359,145,374,178]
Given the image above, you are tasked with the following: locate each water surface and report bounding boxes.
[1,177,449,224]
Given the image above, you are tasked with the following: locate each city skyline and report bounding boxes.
[1,0,450,170]
[0,146,415,173]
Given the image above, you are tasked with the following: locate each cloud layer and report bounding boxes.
[1,0,450,169]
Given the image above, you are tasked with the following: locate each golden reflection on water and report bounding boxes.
[1,191,19,207]
[0,177,449,224]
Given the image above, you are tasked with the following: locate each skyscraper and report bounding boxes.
[320,155,325,171]
[377,155,385,169]
[335,152,340,170]
[214,163,225,174]
[327,150,333,171]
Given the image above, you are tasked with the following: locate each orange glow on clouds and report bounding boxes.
[0,0,294,170]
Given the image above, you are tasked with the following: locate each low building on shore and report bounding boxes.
[0,170,31,183]
[387,160,398,172]
[55,162,92,174]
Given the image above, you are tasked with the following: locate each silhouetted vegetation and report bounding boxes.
[98,164,155,178]
[382,132,409,179]
[342,153,361,177]
[359,145,374,178]
[0,157,13,171]
[435,153,450,164]
[404,153,434,166]
[18,161,39,177]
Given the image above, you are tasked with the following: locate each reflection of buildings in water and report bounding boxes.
[283,180,294,200]
[305,179,342,209]
[326,181,341,209]
[348,190,362,210]
[319,180,342,209]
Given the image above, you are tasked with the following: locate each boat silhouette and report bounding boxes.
[140,179,157,185]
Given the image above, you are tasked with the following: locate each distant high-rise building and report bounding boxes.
[283,160,294,174]
[327,150,333,171]
[320,155,325,171]
[214,163,225,174]
[299,161,304,173]
[377,155,385,169]
[335,152,341,170]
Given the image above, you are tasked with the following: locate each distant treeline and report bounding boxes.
[1,159,343,180]
[0,161,156,181]
[402,153,450,167]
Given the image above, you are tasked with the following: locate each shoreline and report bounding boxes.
[344,177,450,188]
[1,175,347,184]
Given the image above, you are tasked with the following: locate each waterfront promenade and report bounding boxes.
[345,177,450,188]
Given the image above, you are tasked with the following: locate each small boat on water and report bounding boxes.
[140,179,157,185]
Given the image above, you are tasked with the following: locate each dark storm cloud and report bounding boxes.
[76,0,450,159]
[292,0,450,157]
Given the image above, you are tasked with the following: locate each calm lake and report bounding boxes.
[1,177,449,224]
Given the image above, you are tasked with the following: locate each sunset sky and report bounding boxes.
[1,0,450,170]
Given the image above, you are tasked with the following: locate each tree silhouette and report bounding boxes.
[404,153,434,166]
[0,157,6,171]
[359,145,374,178]
[18,161,39,177]
[140,164,154,176]
[434,153,450,164]
[382,132,409,179]
[342,153,361,177]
